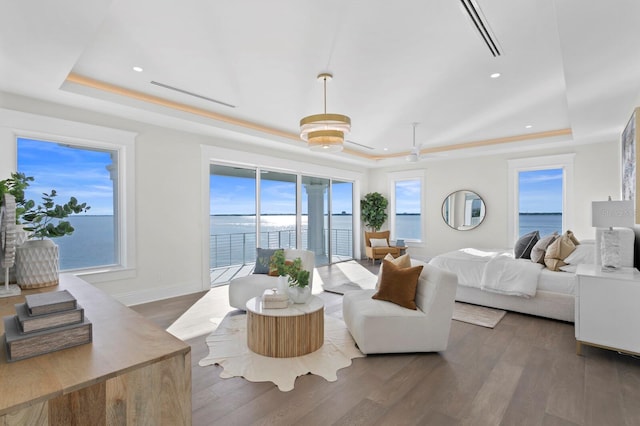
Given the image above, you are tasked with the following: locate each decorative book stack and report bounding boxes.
[262,288,289,309]
[3,289,92,362]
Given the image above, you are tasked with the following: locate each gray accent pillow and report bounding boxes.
[530,232,558,264]
[254,248,282,274]
[514,230,540,259]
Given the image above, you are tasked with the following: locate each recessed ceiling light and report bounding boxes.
[383,147,388,151]
[132,66,143,73]
[490,72,501,79]
[525,124,533,129]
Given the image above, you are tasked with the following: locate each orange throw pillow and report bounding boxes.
[372,259,423,310]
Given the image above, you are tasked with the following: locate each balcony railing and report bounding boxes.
[209,228,353,268]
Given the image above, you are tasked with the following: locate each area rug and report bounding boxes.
[198,312,364,391]
[452,302,506,328]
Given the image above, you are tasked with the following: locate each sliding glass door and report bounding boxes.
[209,165,256,268]
[259,171,297,249]
[331,180,354,263]
[209,164,354,273]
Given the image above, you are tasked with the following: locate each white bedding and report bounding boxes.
[429,248,573,298]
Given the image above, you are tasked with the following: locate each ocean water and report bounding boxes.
[519,213,562,237]
[49,213,561,270]
[48,216,116,271]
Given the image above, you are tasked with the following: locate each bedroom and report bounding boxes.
[1,0,640,423]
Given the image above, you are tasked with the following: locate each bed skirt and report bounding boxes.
[455,285,574,323]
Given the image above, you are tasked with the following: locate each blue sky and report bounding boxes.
[519,168,563,213]
[17,138,114,215]
[395,180,421,214]
[17,139,561,217]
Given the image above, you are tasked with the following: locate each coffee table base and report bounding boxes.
[247,307,324,358]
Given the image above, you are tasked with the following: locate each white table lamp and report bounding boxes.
[592,198,634,271]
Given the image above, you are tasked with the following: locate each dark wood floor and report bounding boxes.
[131,262,640,426]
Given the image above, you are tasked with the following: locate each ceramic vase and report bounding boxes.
[277,275,288,293]
[287,285,311,304]
[15,239,59,289]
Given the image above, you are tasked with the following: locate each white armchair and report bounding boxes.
[342,260,457,354]
[228,249,315,310]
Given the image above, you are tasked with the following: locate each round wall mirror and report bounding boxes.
[442,190,486,230]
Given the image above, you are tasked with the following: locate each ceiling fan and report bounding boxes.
[406,123,422,162]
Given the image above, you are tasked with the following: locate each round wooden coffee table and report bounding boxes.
[245,295,324,358]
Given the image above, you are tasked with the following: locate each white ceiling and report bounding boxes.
[2,0,640,166]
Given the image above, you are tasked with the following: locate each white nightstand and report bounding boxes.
[575,264,640,356]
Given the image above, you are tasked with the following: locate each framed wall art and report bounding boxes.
[622,107,639,223]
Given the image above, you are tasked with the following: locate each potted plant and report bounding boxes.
[268,249,289,292]
[284,257,311,303]
[269,251,311,303]
[15,186,90,289]
[361,192,388,231]
[0,172,34,221]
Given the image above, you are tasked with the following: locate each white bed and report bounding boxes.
[428,229,635,323]
[429,248,577,322]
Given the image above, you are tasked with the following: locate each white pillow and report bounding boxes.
[370,238,389,247]
[563,244,595,265]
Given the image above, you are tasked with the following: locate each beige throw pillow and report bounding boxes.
[544,230,579,271]
[530,232,558,264]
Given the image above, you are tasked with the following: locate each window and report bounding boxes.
[389,171,424,243]
[209,164,257,268]
[208,161,356,278]
[508,154,574,243]
[518,168,563,236]
[203,145,361,286]
[3,109,136,279]
[18,138,118,270]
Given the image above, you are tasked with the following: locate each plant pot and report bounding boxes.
[277,275,288,293]
[287,286,311,304]
[15,239,59,289]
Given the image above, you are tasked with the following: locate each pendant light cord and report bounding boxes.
[323,75,328,114]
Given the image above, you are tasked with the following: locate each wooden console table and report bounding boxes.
[0,274,191,425]
[246,296,324,358]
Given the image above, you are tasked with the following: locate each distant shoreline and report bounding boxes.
[210,213,426,216]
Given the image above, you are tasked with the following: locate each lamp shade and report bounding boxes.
[591,200,634,228]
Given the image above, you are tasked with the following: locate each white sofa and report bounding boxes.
[228,249,315,310]
[342,260,457,354]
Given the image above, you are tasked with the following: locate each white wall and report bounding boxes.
[367,141,620,260]
[0,92,364,305]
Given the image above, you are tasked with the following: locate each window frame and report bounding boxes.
[388,169,425,244]
[0,108,137,282]
[507,153,575,245]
